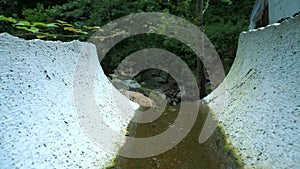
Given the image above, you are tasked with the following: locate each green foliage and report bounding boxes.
[0,0,255,74]
[0,15,98,40]
[0,0,19,17]
[22,3,52,22]
[0,15,17,23]
[203,0,255,73]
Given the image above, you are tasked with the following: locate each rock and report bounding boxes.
[111,78,150,97]
[121,90,156,108]
[136,69,168,85]
[148,90,166,104]
[111,78,141,90]
[111,78,129,89]
[113,68,186,105]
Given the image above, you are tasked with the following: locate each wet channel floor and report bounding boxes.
[107,101,243,169]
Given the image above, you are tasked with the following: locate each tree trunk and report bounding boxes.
[196,0,207,99]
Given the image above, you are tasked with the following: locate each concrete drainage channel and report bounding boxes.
[0,11,299,169]
[106,14,300,169]
[107,102,243,169]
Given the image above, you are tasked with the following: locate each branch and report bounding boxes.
[13,33,82,38]
[202,0,211,15]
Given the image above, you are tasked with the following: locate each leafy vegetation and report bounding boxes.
[0,0,255,75]
[0,15,100,39]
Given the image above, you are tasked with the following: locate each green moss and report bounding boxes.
[203,100,244,168]
[105,101,244,168]
[197,102,245,168]
[213,123,245,168]
[104,159,116,169]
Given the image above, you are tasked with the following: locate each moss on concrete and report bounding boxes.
[105,101,244,169]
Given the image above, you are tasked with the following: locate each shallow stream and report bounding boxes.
[107,102,243,169]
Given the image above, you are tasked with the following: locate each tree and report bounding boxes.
[196,0,207,99]
[0,0,254,101]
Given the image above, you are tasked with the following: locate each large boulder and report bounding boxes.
[205,15,300,168]
[0,33,137,168]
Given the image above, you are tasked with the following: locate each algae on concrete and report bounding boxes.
[106,101,244,169]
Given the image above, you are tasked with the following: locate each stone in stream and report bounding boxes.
[120,90,156,107]
[120,89,166,108]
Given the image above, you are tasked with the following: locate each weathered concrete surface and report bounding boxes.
[205,15,300,168]
[0,33,137,168]
[268,0,300,24]
[249,0,300,30]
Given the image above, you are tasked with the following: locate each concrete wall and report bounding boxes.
[268,0,300,23]
[205,15,300,168]
[249,0,300,30]
[0,33,137,168]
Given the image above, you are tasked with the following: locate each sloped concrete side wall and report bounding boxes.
[205,16,300,168]
[0,33,136,168]
[268,0,300,23]
[249,0,300,30]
